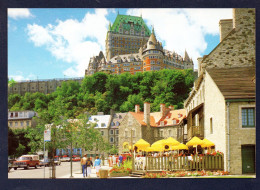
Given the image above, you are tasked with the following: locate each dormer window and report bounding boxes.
[101,123,105,127]
[116,121,120,126]
[178,114,183,118]
[160,121,164,126]
[111,122,115,126]
[172,120,177,125]
[117,59,121,63]
[130,29,134,35]
[119,28,123,34]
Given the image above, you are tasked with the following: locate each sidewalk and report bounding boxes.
[60,163,139,179]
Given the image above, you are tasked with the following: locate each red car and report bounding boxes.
[72,155,80,162]
[13,155,40,170]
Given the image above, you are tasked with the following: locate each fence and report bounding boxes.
[134,155,224,172]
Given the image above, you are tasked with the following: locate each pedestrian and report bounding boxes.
[94,156,101,177]
[118,154,123,166]
[86,157,93,178]
[80,154,87,177]
[112,154,116,166]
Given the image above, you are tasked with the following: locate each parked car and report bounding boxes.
[8,159,18,172]
[13,155,40,170]
[61,155,70,162]
[72,155,81,162]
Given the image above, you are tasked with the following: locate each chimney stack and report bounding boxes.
[135,105,140,113]
[160,104,166,117]
[144,102,150,126]
[219,19,233,42]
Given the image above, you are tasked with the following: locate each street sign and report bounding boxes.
[44,130,51,141]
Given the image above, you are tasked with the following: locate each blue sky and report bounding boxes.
[8,8,232,81]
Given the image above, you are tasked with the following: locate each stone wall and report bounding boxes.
[201,8,255,70]
[118,113,143,153]
[8,78,83,95]
[228,101,255,174]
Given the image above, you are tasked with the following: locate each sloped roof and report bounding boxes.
[207,66,255,99]
[88,115,111,129]
[111,14,151,36]
[110,113,127,128]
[129,109,186,127]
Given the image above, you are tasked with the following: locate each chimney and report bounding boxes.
[219,19,233,42]
[135,105,140,113]
[144,102,150,126]
[197,57,203,76]
[160,104,166,117]
[233,8,255,30]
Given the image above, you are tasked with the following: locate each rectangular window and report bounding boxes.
[20,121,24,127]
[26,121,30,126]
[116,137,119,142]
[210,118,213,134]
[9,122,13,127]
[15,122,18,127]
[110,130,114,135]
[116,130,119,135]
[101,131,104,136]
[110,137,114,143]
[160,130,163,137]
[168,130,172,137]
[242,108,255,128]
[15,112,18,117]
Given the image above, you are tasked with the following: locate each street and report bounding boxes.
[8,161,82,179]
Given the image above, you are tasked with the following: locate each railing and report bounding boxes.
[187,126,204,140]
[134,155,224,172]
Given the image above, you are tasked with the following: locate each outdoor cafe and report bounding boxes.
[123,137,224,172]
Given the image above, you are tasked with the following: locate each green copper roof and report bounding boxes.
[110,14,151,36]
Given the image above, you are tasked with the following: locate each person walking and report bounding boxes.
[86,157,93,178]
[94,156,101,177]
[118,154,123,166]
[80,154,87,177]
[112,154,116,166]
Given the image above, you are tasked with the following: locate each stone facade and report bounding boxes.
[227,101,255,174]
[118,103,186,154]
[183,8,255,175]
[8,78,83,95]
[198,8,255,74]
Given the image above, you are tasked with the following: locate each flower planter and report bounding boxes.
[109,172,129,177]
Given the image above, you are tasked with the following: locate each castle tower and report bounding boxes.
[141,26,164,72]
[105,14,151,61]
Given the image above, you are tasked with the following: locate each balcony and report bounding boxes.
[187,126,204,141]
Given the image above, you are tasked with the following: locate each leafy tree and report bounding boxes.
[8,128,19,157]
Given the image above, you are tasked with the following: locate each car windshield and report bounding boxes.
[17,157,31,161]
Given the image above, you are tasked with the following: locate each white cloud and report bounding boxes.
[27,9,109,77]
[126,8,232,69]
[9,73,36,81]
[8,8,33,19]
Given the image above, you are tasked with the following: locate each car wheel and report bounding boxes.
[14,167,17,170]
[24,165,29,170]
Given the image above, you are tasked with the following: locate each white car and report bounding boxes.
[60,157,70,162]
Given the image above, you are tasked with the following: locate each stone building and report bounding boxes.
[118,103,186,153]
[86,14,194,76]
[8,77,83,95]
[8,110,37,129]
[108,111,127,148]
[181,8,255,175]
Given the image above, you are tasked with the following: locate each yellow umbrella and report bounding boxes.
[186,136,204,154]
[164,137,180,146]
[186,136,204,146]
[151,144,165,152]
[201,138,215,148]
[134,139,150,151]
[173,143,188,150]
[145,147,154,152]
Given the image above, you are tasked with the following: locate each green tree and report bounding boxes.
[8,128,19,157]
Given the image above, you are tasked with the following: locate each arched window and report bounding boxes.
[116,121,120,126]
